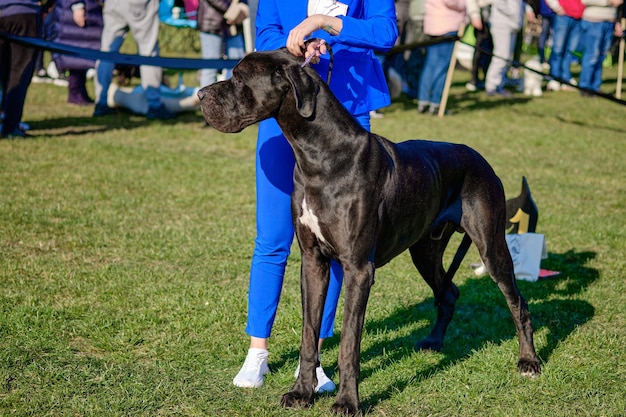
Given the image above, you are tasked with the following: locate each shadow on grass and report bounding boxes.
[274,249,596,411]
[353,248,597,411]
[386,92,534,115]
[552,115,626,134]
[27,111,202,138]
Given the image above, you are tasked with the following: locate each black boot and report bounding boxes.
[68,70,93,105]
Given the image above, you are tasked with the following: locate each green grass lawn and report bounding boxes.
[1,59,625,416]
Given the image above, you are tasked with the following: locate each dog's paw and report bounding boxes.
[518,358,541,377]
[281,391,314,409]
[331,399,360,415]
[416,338,443,352]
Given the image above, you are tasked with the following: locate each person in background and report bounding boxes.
[484,0,525,96]
[195,0,247,88]
[51,0,103,105]
[382,0,410,103]
[578,0,624,96]
[405,0,428,99]
[466,0,493,91]
[231,0,398,392]
[32,4,73,87]
[544,0,585,91]
[93,0,175,119]
[32,6,57,83]
[0,0,51,138]
[417,0,466,114]
[105,80,200,115]
[537,0,554,69]
[507,0,539,87]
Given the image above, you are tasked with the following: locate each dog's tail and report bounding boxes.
[446,233,473,281]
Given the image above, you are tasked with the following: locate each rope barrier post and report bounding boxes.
[243,17,253,54]
[617,18,625,99]
[438,23,465,118]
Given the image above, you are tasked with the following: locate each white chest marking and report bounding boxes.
[299,198,328,244]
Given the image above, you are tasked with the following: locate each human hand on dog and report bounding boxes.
[287,14,341,60]
[299,39,328,65]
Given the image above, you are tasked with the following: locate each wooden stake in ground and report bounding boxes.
[438,23,465,118]
[616,18,625,99]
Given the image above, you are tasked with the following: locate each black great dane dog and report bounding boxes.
[197,48,541,415]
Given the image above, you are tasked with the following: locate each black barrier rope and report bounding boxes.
[385,32,626,107]
[385,34,461,55]
[2,30,624,106]
[0,32,239,70]
[463,35,626,106]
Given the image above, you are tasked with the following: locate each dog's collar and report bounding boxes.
[300,39,326,68]
[301,39,333,85]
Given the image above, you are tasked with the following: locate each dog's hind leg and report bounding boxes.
[479,237,541,375]
[463,204,541,376]
[409,224,460,352]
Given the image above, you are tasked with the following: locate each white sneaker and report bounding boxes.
[294,357,337,393]
[47,61,60,79]
[546,80,560,91]
[314,365,336,393]
[560,78,578,91]
[233,348,270,388]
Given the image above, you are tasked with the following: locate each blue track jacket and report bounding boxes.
[255,0,398,114]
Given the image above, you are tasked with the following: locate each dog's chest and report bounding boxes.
[298,197,329,244]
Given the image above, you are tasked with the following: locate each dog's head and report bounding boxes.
[197,49,321,133]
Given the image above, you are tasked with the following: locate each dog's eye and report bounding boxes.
[271,68,283,84]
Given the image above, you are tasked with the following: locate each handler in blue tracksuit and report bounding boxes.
[232,0,398,392]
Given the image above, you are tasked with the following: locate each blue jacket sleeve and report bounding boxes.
[255,0,291,51]
[336,1,398,52]
[255,0,398,115]
[255,0,397,52]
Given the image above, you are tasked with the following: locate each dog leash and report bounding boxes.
[301,38,333,85]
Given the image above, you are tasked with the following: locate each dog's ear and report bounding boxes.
[283,65,319,118]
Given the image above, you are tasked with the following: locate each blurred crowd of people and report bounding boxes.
[1,0,251,138]
[1,0,624,138]
[388,0,624,107]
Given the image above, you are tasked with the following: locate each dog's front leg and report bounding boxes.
[332,262,375,415]
[281,245,330,409]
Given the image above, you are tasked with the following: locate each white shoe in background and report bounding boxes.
[546,80,561,91]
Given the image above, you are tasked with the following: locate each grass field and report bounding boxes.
[1,56,625,416]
